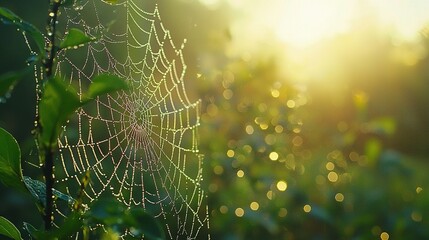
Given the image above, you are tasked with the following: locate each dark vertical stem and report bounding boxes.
[45,0,60,79]
[42,0,61,231]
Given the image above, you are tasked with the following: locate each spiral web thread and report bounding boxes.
[34,0,209,238]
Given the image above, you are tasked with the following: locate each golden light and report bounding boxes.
[250,201,259,211]
[272,0,354,47]
[335,193,344,202]
[303,204,312,213]
[416,187,423,194]
[327,172,339,182]
[228,0,429,48]
[325,162,335,171]
[278,208,288,217]
[225,0,429,83]
[235,208,245,217]
[269,152,279,161]
[223,89,233,99]
[274,125,284,133]
[380,232,389,240]
[219,205,228,214]
[276,180,287,191]
[237,170,245,178]
[227,149,235,158]
[271,89,280,98]
[245,125,254,135]
[266,190,273,200]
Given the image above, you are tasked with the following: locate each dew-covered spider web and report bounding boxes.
[31,0,209,239]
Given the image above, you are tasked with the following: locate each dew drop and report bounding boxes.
[74,5,83,11]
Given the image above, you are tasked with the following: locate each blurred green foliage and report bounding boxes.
[1,0,429,239]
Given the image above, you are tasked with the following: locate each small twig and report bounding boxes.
[42,0,61,231]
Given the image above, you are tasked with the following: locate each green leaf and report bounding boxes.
[83,74,128,102]
[23,176,75,207]
[124,208,165,240]
[23,222,44,240]
[369,117,396,136]
[0,216,22,240]
[87,198,165,239]
[24,214,82,240]
[0,67,32,101]
[39,77,81,147]
[365,137,382,166]
[60,28,95,49]
[52,213,82,239]
[100,0,121,5]
[0,7,44,55]
[0,127,25,191]
[61,0,75,7]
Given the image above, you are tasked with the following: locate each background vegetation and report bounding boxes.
[1,0,429,239]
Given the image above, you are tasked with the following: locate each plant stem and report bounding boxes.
[42,0,61,231]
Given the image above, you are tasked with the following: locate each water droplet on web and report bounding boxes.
[26,54,39,65]
[74,5,83,11]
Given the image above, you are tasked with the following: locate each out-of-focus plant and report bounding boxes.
[199,49,429,239]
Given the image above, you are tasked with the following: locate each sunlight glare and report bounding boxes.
[273,0,354,47]
[227,0,429,54]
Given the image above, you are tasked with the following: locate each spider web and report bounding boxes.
[34,0,209,238]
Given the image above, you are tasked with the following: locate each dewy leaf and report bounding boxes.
[0,67,32,100]
[24,214,82,240]
[60,28,95,49]
[23,222,44,240]
[61,0,75,7]
[23,176,75,207]
[0,216,22,240]
[125,208,165,240]
[49,213,82,239]
[101,0,118,4]
[39,77,81,147]
[83,73,128,103]
[0,7,45,55]
[0,127,25,192]
[86,198,165,239]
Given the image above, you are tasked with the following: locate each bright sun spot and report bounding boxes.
[272,0,354,47]
[224,0,429,51]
